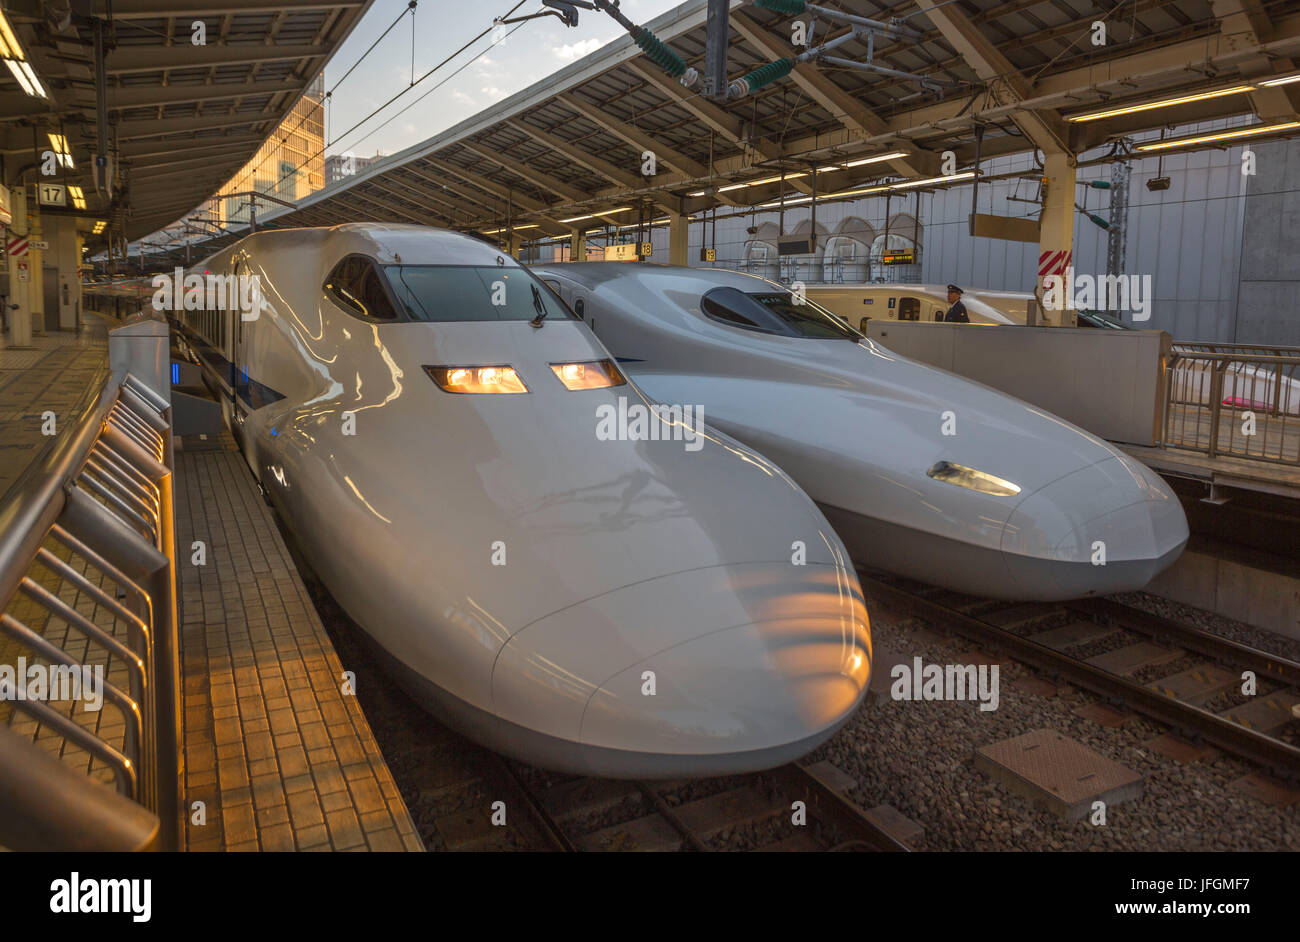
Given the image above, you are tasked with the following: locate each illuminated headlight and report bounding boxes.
[425,365,528,394]
[549,359,626,390]
[926,460,1021,497]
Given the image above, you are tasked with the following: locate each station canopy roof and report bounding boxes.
[236,0,1300,247]
[79,0,1300,258]
[0,0,374,241]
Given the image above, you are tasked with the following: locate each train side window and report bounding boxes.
[700,287,773,333]
[324,258,364,316]
[325,256,399,321]
[574,298,585,320]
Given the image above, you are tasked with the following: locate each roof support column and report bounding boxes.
[569,228,585,262]
[669,213,690,267]
[5,187,31,347]
[1037,151,1078,327]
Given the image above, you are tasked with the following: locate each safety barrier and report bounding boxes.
[0,364,180,851]
[1164,342,1300,466]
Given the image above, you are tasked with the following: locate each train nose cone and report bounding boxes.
[579,617,869,777]
[1000,454,1188,598]
[491,563,870,778]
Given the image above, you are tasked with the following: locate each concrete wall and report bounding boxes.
[862,322,1170,446]
[1235,136,1300,346]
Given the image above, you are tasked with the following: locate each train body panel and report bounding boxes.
[533,262,1188,601]
[174,224,870,777]
[805,282,1026,329]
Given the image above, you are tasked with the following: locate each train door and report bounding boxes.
[231,259,250,434]
[897,296,920,321]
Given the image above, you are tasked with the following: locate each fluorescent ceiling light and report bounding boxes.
[0,11,23,61]
[559,207,631,223]
[482,223,540,235]
[687,190,707,197]
[48,132,73,168]
[1134,121,1300,151]
[756,195,813,209]
[890,170,976,189]
[0,12,45,99]
[830,171,976,198]
[816,151,908,172]
[1259,74,1300,87]
[717,172,808,193]
[5,58,33,96]
[617,217,671,230]
[1068,85,1254,122]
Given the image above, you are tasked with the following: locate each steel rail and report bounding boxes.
[857,572,1300,778]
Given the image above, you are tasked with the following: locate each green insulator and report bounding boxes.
[633,28,687,78]
[754,0,808,14]
[744,58,794,92]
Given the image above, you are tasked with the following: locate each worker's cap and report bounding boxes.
[947,284,963,294]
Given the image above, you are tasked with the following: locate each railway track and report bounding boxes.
[857,570,1300,779]
[492,758,911,852]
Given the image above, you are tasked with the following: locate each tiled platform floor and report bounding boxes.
[176,440,422,852]
[0,327,110,501]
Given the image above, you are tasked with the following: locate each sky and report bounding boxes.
[318,0,686,163]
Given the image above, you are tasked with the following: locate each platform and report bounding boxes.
[1121,443,1300,501]
[175,438,422,852]
[0,328,109,501]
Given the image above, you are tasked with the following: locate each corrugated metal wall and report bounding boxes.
[625,118,1285,343]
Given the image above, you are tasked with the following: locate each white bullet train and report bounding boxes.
[531,263,1190,601]
[171,224,871,778]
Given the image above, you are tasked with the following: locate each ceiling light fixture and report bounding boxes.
[1068,85,1254,122]
[559,207,631,223]
[1134,121,1300,152]
[0,10,46,99]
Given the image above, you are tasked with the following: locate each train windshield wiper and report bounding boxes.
[530,284,547,328]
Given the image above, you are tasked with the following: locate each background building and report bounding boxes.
[325,152,385,186]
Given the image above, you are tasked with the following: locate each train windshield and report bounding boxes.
[383,265,571,322]
[700,287,861,339]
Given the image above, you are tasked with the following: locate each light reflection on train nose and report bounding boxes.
[579,615,871,755]
[492,563,872,752]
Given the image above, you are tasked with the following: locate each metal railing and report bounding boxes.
[1163,342,1300,466]
[0,368,180,851]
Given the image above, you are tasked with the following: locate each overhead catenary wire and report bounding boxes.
[223,0,530,218]
[225,1,420,197]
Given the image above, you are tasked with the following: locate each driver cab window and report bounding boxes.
[325,256,399,320]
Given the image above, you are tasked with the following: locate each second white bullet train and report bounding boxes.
[532,263,1189,601]
[171,224,871,778]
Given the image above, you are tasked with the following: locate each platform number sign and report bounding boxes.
[38,182,67,207]
[700,247,716,262]
[640,241,652,257]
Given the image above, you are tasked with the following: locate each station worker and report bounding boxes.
[942,284,970,323]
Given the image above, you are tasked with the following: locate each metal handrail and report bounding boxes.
[1162,344,1300,466]
[0,363,180,852]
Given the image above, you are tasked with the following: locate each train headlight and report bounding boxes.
[549,359,626,390]
[926,460,1021,497]
[425,365,528,394]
